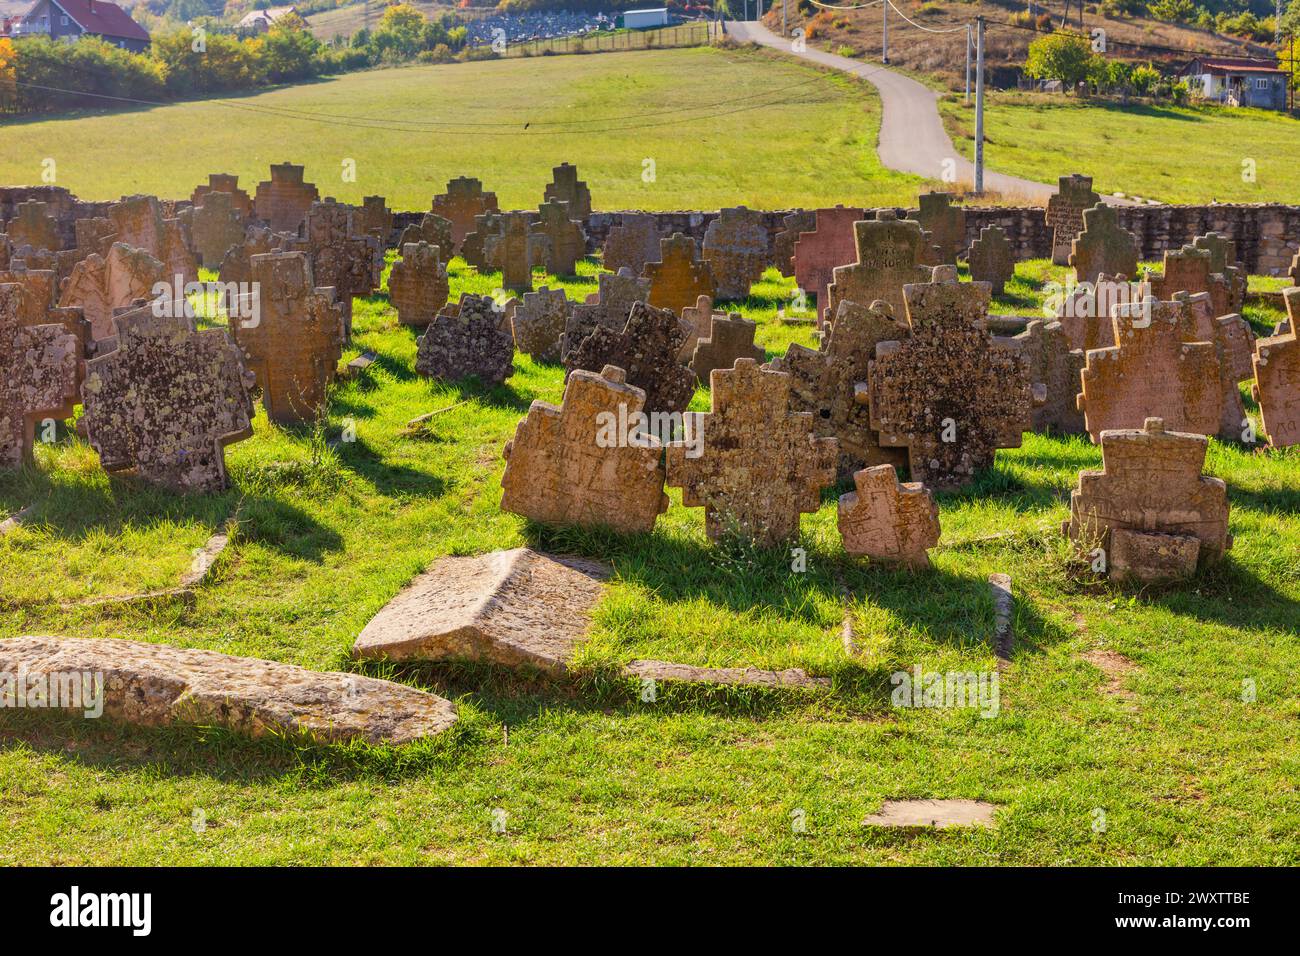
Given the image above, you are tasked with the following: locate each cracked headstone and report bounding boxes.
[1046,173,1100,266]
[689,311,764,381]
[773,209,816,278]
[58,242,166,340]
[432,176,499,253]
[1010,319,1086,434]
[566,301,696,416]
[967,224,1014,297]
[644,232,716,314]
[415,293,515,385]
[187,190,247,268]
[511,285,571,363]
[397,213,454,259]
[827,210,931,325]
[793,205,866,325]
[542,162,592,220]
[602,213,661,276]
[702,205,768,300]
[837,464,940,569]
[1252,288,1300,448]
[388,241,449,327]
[1070,203,1138,288]
[914,191,965,265]
[105,195,197,286]
[531,199,586,276]
[564,268,649,358]
[1,283,81,469]
[253,162,320,234]
[191,173,254,219]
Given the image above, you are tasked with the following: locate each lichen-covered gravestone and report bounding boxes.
[1063,417,1231,584]
[1252,288,1300,448]
[867,266,1033,489]
[793,205,866,326]
[58,242,165,340]
[702,206,769,300]
[1149,247,1230,316]
[80,304,254,493]
[689,312,764,381]
[914,192,965,265]
[397,213,455,260]
[1011,319,1086,435]
[564,268,649,358]
[358,195,393,244]
[565,301,696,416]
[531,200,586,276]
[1172,291,1248,443]
[1045,173,1100,266]
[105,195,197,287]
[431,176,499,254]
[511,286,571,363]
[666,359,837,547]
[499,211,535,293]
[461,210,505,272]
[644,233,716,314]
[1,283,81,469]
[1069,203,1138,288]
[187,190,247,269]
[253,162,320,234]
[0,263,58,327]
[542,162,592,220]
[191,173,254,219]
[5,201,60,252]
[1191,231,1247,315]
[967,224,1014,297]
[773,210,816,278]
[218,225,283,288]
[284,200,382,339]
[415,293,515,385]
[602,214,661,276]
[827,210,931,325]
[837,464,940,569]
[501,365,668,534]
[679,294,719,361]
[388,241,449,327]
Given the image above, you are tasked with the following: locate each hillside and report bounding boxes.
[306,0,464,42]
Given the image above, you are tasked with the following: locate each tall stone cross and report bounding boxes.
[826,210,930,325]
[1069,203,1138,288]
[431,176,499,254]
[542,163,592,220]
[1045,173,1099,265]
[793,205,865,326]
[1,283,81,469]
[702,206,768,301]
[499,212,535,293]
[914,192,966,265]
[644,233,716,314]
[253,163,320,234]
[531,200,586,277]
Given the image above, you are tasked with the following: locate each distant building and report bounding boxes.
[237,5,298,35]
[1178,56,1289,111]
[619,8,670,30]
[8,0,150,52]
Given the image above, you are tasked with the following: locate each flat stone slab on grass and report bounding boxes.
[0,636,457,745]
[354,548,609,672]
[863,799,997,829]
[624,659,830,691]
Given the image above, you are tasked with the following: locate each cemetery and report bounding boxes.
[0,154,1298,867]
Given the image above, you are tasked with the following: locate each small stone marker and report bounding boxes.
[80,304,254,493]
[6,201,60,252]
[1077,298,1221,443]
[191,173,254,219]
[0,636,457,745]
[914,191,966,265]
[1064,417,1231,584]
[543,162,592,220]
[397,213,454,259]
[566,301,696,416]
[702,206,768,300]
[253,162,320,234]
[499,211,535,293]
[415,293,515,385]
[1045,173,1100,266]
[461,210,505,272]
[353,547,608,672]
[187,190,246,268]
[1054,271,1144,353]
[564,268,649,357]
[827,210,931,325]
[58,242,165,340]
[1070,203,1139,288]
[863,799,997,829]
[511,286,571,363]
[1252,288,1300,448]
[689,312,764,381]
[531,200,586,276]
[988,572,1014,660]
[665,358,837,547]
[837,465,940,569]
[793,205,866,325]
[232,252,345,425]
[1,282,81,469]
[1011,319,1086,434]
[623,659,830,691]
[602,214,661,275]
[967,224,1014,296]
[358,195,393,243]
[388,241,449,327]
[431,176,499,254]
[644,233,716,314]
[501,365,669,534]
[773,209,816,277]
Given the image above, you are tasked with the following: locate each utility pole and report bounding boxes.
[965,23,971,104]
[783,0,787,38]
[882,0,888,64]
[974,15,985,195]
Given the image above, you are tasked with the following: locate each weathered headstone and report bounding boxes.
[665,358,837,547]
[397,213,454,259]
[511,285,570,363]
[566,301,696,416]
[773,209,816,277]
[564,268,649,357]
[460,210,505,272]
[837,464,940,568]
[284,200,382,338]
[1046,173,1100,266]
[218,225,283,288]
[1149,246,1229,314]
[1191,231,1246,315]
[679,293,719,362]
[644,233,716,314]
[1054,272,1148,354]
[914,192,965,265]
[1252,288,1300,448]
[967,224,1014,297]
[531,200,586,276]
[253,162,320,234]
[106,195,198,287]
[702,205,768,300]
[0,263,58,327]
[191,173,254,219]
[542,162,592,220]
[5,201,60,252]
[501,365,668,533]
[1172,291,1247,443]
[499,211,534,293]
[827,210,931,325]
[1070,203,1138,288]
[431,176,499,254]
[187,190,246,268]
[1011,319,1086,434]
[388,241,449,327]
[689,312,764,381]
[58,242,166,340]
[415,293,515,385]
[793,205,866,325]
[1,283,81,469]
[602,213,661,276]
[358,195,393,244]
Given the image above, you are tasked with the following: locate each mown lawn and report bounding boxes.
[1,250,1297,865]
[0,45,923,212]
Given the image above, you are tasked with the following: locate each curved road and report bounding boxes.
[726,19,1057,203]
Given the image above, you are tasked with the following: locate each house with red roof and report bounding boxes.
[9,0,150,53]
[1178,55,1289,111]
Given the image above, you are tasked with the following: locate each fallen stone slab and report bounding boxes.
[989,573,1014,661]
[179,515,239,588]
[0,636,457,745]
[623,659,831,691]
[863,798,997,829]
[338,350,378,382]
[0,504,35,536]
[353,548,609,672]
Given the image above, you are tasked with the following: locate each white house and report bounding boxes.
[1178,56,1289,111]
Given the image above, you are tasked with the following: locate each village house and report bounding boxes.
[5,0,150,52]
[1178,55,1290,111]
[236,5,298,35]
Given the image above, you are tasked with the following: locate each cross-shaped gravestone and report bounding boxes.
[416,293,515,385]
[58,242,165,340]
[531,200,586,276]
[1077,298,1221,443]
[254,163,320,234]
[1252,287,1299,448]
[1070,203,1138,288]
[6,201,60,253]
[1054,272,1146,353]
[461,210,505,272]
[188,190,246,268]
[542,162,592,220]
[1046,173,1100,266]
[773,210,816,278]
[0,263,58,327]
[679,293,718,361]
[107,195,198,286]
[771,298,908,475]
[915,192,966,265]
[511,286,571,363]
[867,266,1033,489]
[793,205,865,326]
[602,214,661,276]
[499,212,534,293]
[1011,319,1086,434]
[388,241,449,327]
[967,224,1014,296]
[1,282,81,469]
[689,312,764,381]
[284,200,382,338]
[191,173,254,219]
[564,268,649,358]
[565,301,696,416]
[665,358,838,547]
[218,225,283,288]
[1172,292,1247,443]
[398,213,454,260]
[1191,231,1246,315]
[232,252,345,425]
[358,196,393,244]
[432,176,499,254]
[827,210,931,325]
[644,233,716,314]
[702,206,768,300]
[837,464,940,568]
[1150,247,1221,306]
[80,303,254,493]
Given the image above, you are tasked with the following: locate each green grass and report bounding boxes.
[0,46,923,211]
[2,253,1298,865]
[940,93,1300,204]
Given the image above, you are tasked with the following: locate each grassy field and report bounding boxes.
[0,46,924,211]
[1,250,1298,865]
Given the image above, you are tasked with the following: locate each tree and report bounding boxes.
[372,4,428,61]
[1024,33,1102,90]
[0,38,16,111]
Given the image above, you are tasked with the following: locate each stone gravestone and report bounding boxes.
[1,283,81,469]
[461,210,505,272]
[397,213,455,260]
[499,211,535,293]
[188,191,247,268]
[1054,271,1144,354]
[702,206,769,301]
[1252,288,1300,448]
[644,233,716,314]
[108,195,198,287]
[431,176,499,254]
[191,173,254,219]
[218,225,283,288]
[565,301,696,416]
[1011,319,1086,435]
[284,200,382,338]
[232,252,344,425]
[415,293,515,385]
[511,286,570,363]
[1063,417,1231,584]
[58,242,166,340]
[1191,231,1246,315]
[0,263,58,327]
[771,298,908,475]
[793,205,866,326]
[679,294,719,362]
[867,266,1033,489]
[1289,249,1299,287]
[564,268,649,358]
[1172,291,1247,443]
[827,210,931,326]
[967,224,1014,296]
[358,196,393,244]
[689,312,764,381]
[542,162,592,220]
[501,364,668,534]
[5,201,60,252]
[531,200,586,276]
[1149,246,1229,314]
[1070,203,1138,288]
[665,358,838,547]
[602,214,661,276]
[773,209,816,278]
[253,162,320,234]
[1077,298,1221,443]
[388,241,449,327]
[914,192,966,265]
[837,464,940,569]
[80,303,254,493]
[1046,173,1100,266]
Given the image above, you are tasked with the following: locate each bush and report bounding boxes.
[1024,33,1103,90]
